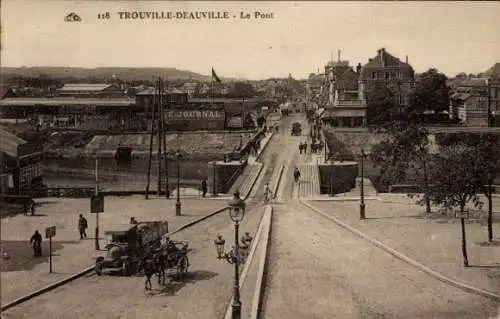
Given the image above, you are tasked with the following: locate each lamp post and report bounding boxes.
[329,154,335,197]
[175,150,181,216]
[213,190,250,319]
[360,149,366,219]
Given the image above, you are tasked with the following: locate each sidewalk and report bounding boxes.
[1,196,228,305]
[307,199,500,295]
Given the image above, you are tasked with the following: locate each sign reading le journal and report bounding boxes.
[165,110,224,120]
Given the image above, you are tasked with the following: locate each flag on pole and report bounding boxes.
[211,68,221,83]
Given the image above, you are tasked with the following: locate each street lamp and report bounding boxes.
[329,153,336,197]
[360,149,367,219]
[175,150,182,216]
[213,190,250,319]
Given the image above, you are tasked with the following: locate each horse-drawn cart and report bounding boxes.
[94,221,169,276]
[161,240,189,280]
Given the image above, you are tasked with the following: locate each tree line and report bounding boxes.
[367,68,499,266]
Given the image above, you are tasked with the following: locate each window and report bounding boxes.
[385,72,389,79]
[399,94,404,105]
[372,72,376,79]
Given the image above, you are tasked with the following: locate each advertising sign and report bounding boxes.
[90,194,104,213]
[227,117,243,128]
[165,110,224,121]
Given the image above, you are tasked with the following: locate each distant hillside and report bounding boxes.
[1,66,237,82]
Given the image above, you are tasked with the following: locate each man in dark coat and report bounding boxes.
[78,214,88,239]
[201,180,207,198]
[30,230,42,257]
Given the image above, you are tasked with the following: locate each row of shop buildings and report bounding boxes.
[307,48,500,128]
[0,85,276,132]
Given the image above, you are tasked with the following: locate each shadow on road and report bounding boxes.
[148,270,219,297]
[1,239,79,272]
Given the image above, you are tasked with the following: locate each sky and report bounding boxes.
[2,1,500,80]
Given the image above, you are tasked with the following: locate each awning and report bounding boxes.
[450,93,471,101]
[321,109,366,118]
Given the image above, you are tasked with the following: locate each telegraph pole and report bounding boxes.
[159,77,170,198]
[145,86,157,200]
[156,78,163,196]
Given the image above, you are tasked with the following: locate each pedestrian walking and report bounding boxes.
[298,143,303,154]
[293,167,301,184]
[29,230,42,257]
[201,180,207,198]
[304,142,308,154]
[78,214,88,239]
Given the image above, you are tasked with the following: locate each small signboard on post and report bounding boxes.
[45,226,56,239]
[90,194,104,213]
[454,210,470,219]
[45,226,56,273]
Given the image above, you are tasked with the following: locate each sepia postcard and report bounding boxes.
[1,1,500,319]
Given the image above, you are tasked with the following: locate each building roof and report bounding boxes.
[136,87,187,95]
[0,128,27,157]
[0,98,137,107]
[456,78,488,87]
[362,48,411,69]
[450,92,472,101]
[59,84,118,92]
[0,87,16,99]
[483,63,500,78]
[335,69,359,91]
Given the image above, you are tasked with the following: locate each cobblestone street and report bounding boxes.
[1,197,229,305]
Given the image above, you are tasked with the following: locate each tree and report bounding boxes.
[227,82,256,98]
[366,87,402,129]
[370,125,432,213]
[476,135,500,242]
[437,132,500,242]
[428,145,484,266]
[407,68,450,123]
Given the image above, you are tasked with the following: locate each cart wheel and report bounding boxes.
[176,256,189,279]
[95,262,103,276]
[122,260,131,276]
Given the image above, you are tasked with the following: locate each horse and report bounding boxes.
[143,259,156,291]
[153,251,167,285]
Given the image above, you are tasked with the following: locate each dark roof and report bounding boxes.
[136,87,187,95]
[0,128,27,157]
[336,69,359,90]
[0,87,16,99]
[362,48,411,69]
[457,78,488,87]
[60,84,119,92]
[483,63,500,78]
[0,98,137,107]
[450,92,472,101]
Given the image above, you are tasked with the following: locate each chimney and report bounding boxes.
[405,55,408,64]
[379,48,385,68]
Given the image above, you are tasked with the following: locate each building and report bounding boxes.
[450,63,500,127]
[359,48,415,107]
[450,79,489,126]
[182,82,199,96]
[0,97,143,131]
[318,48,415,128]
[58,83,124,98]
[321,58,366,127]
[0,128,43,195]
